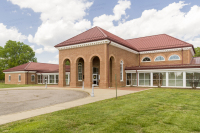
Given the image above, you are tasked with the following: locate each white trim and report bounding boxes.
[18,74,21,82]
[4,71,36,74]
[57,39,110,50]
[168,55,180,61]
[183,72,186,87]
[140,47,194,56]
[110,41,138,54]
[141,57,151,62]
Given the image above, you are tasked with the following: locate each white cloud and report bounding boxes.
[55,54,59,58]
[48,60,58,64]
[35,48,43,54]
[29,26,33,29]
[0,23,27,47]
[27,13,31,16]
[12,10,17,13]
[8,0,93,53]
[93,1,200,48]
[93,0,131,29]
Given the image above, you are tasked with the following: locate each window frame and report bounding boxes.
[120,61,123,81]
[18,74,21,82]
[31,75,35,82]
[142,57,151,62]
[78,62,82,81]
[8,75,11,82]
[154,56,165,61]
[168,55,180,61]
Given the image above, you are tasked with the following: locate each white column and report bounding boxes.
[137,72,139,86]
[166,72,169,87]
[151,72,153,86]
[183,72,186,87]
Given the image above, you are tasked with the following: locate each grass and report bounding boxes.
[0,83,42,88]
[1,88,200,133]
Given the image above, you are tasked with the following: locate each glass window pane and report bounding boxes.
[194,73,200,80]
[145,73,150,80]
[153,80,158,86]
[160,73,166,80]
[161,80,166,86]
[176,72,183,80]
[132,73,137,85]
[169,72,175,79]
[169,55,180,60]
[145,80,150,86]
[139,80,144,85]
[176,80,183,86]
[127,73,131,85]
[153,73,159,80]
[186,72,193,80]
[139,73,144,79]
[169,80,175,86]
[186,80,191,87]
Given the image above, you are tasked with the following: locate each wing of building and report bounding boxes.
[4,26,200,88]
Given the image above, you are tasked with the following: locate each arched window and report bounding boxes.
[142,57,151,62]
[78,62,82,81]
[120,61,123,81]
[169,55,180,60]
[155,56,165,61]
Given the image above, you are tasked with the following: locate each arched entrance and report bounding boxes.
[63,58,70,86]
[91,56,100,86]
[76,57,85,86]
[109,56,115,87]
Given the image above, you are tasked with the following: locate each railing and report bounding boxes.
[0,80,5,83]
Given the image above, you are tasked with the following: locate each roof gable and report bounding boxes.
[54,26,138,51]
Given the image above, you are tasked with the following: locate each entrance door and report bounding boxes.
[93,74,98,86]
[93,67,99,86]
[66,74,70,85]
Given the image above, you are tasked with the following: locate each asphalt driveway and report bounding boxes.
[0,89,88,116]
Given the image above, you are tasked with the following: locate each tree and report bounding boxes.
[0,40,37,80]
[194,47,200,57]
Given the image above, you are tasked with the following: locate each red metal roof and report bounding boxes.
[54,26,138,51]
[190,57,200,65]
[3,62,70,73]
[126,34,194,51]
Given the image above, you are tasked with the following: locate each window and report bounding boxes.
[153,73,166,86]
[169,55,180,60]
[139,73,150,86]
[168,72,183,87]
[155,56,165,61]
[142,57,151,62]
[31,75,35,82]
[49,75,54,83]
[120,61,123,81]
[78,63,82,81]
[18,75,21,82]
[186,72,200,87]
[126,73,137,86]
[9,75,11,82]
[56,75,59,83]
[38,75,42,83]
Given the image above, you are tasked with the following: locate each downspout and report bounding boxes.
[139,53,140,67]
[27,71,29,84]
[136,69,138,86]
[107,41,111,88]
[182,48,183,65]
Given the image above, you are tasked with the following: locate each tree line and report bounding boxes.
[0,40,37,80]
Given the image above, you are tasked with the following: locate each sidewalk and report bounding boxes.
[0,87,151,125]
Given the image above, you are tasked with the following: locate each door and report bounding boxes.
[66,74,70,85]
[93,74,98,86]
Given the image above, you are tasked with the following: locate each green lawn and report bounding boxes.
[1,88,200,133]
[0,83,42,88]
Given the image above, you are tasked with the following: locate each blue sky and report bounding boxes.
[0,0,200,64]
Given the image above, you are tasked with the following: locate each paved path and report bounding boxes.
[0,89,88,116]
[0,87,151,125]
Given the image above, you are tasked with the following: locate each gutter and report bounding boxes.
[107,41,111,88]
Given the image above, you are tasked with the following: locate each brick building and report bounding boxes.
[3,26,200,88]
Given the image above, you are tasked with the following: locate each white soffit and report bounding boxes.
[3,71,36,74]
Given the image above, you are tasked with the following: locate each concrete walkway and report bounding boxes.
[0,87,151,125]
